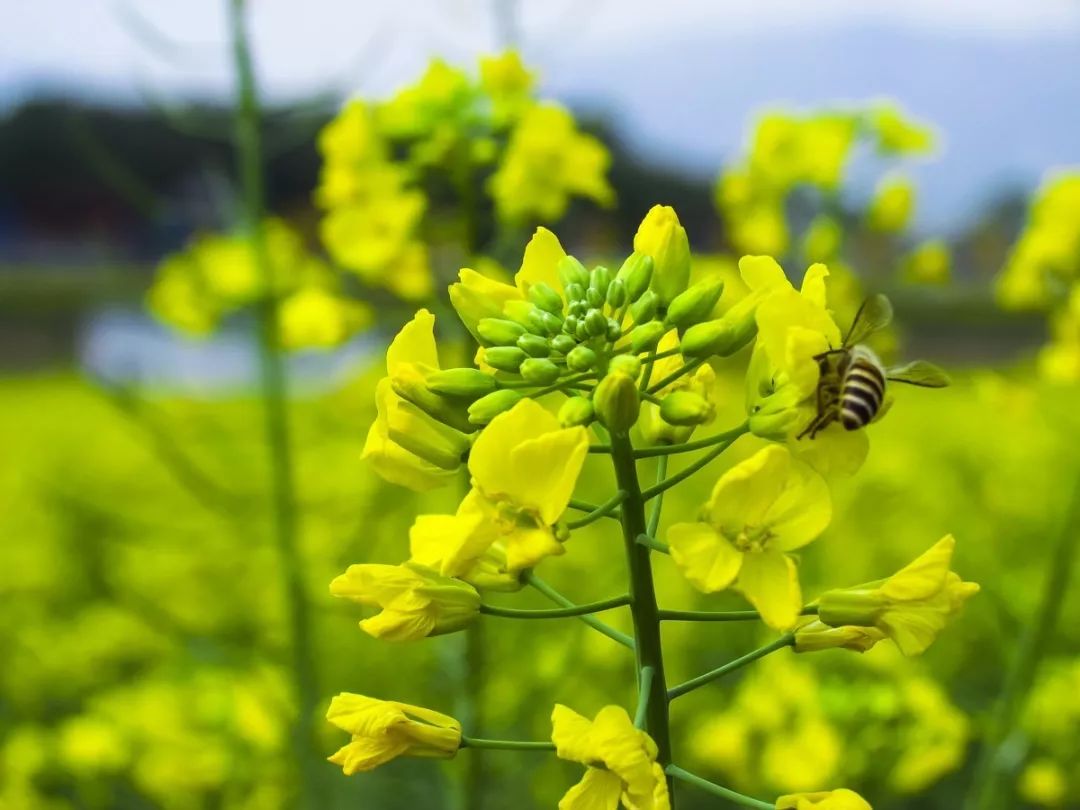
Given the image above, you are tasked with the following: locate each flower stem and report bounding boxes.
[659,606,818,622]
[666,765,774,810]
[523,572,635,650]
[667,634,794,700]
[646,456,669,538]
[610,432,673,798]
[647,357,707,394]
[634,666,655,729]
[460,737,556,752]
[228,2,319,806]
[637,535,671,555]
[479,595,630,619]
[641,435,745,501]
[634,422,750,459]
[566,491,626,529]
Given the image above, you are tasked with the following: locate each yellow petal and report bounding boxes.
[668,522,743,593]
[707,445,790,532]
[362,379,457,491]
[448,268,522,338]
[737,550,802,630]
[766,460,831,552]
[738,255,789,291]
[881,535,954,601]
[551,704,596,764]
[516,227,567,294]
[799,263,830,308]
[503,523,565,572]
[386,309,439,373]
[359,608,435,642]
[559,767,623,810]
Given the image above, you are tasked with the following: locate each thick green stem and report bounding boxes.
[479,595,630,619]
[227,1,318,805]
[610,432,673,797]
[666,766,774,810]
[668,634,794,701]
[966,474,1080,810]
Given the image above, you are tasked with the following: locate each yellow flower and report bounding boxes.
[449,226,566,337]
[489,103,614,223]
[640,329,717,445]
[866,176,915,233]
[634,205,691,307]
[776,789,872,809]
[551,704,670,810]
[329,561,480,641]
[817,536,980,656]
[377,59,473,141]
[480,51,534,125]
[801,216,843,264]
[409,514,522,592]
[441,399,588,575]
[362,310,466,491]
[750,111,857,192]
[869,102,935,155]
[901,240,951,285]
[668,445,831,629]
[1019,759,1067,807]
[326,694,460,774]
[792,620,884,654]
[277,287,372,350]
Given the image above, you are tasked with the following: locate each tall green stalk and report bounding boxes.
[610,433,673,797]
[227,1,320,805]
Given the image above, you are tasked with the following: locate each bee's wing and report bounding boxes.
[886,360,950,388]
[843,294,893,348]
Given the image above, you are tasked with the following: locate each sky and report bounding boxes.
[5,0,1080,230]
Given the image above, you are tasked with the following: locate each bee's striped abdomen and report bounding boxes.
[840,347,886,430]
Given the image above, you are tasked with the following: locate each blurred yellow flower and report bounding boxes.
[818,535,979,656]
[901,240,951,286]
[869,102,935,155]
[329,561,480,641]
[668,444,831,629]
[1019,759,1067,807]
[480,50,535,125]
[776,788,872,809]
[326,693,461,774]
[551,703,670,810]
[489,103,614,223]
[277,286,372,350]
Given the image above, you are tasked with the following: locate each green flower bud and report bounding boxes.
[386,405,471,470]
[520,358,561,385]
[517,334,551,358]
[540,311,563,335]
[589,265,613,295]
[585,309,608,337]
[630,290,659,324]
[680,316,754,359]
[558,255,590,290]
[391,369,476,434]
[617,251,654,302]
[564,283,586,303]
[551,334,576,354]
[528,282,564,315]
[468,389,523,425]
[593,372,640,436]
[606,278,627,309]
[659,390,714,426]
[425,368,498,399]
[502,299,536,328]
[558,396,594,427]
[478,318,526,346]
[568,300,587,318]
[665,279,725,331]
[606,318,622,342]
[483,346,527,373]
[563,314,579,336]
[575,321,590,341]
[609,354,641,380]
[566,345,598,372]
[633,205,691,307]
[629,321,667,353]
[586,288,604,308]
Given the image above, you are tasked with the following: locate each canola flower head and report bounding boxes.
[326,694,460,774]
[776,788,873,809]
[551,704,670,810]
[329,561,480,641]
[817,535,980,656]
[668,444,831,629]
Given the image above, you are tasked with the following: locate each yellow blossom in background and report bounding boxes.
[818,535,979,655]
[1038,284,1080,382]
[1019,759,1067,807]
[443,399,588,574]
[868,102,936,155]
[329,561,480,641]
[277,286,372,350]
[362,309,467,491]
[801,216,844,264]
[749,111,858,192]
[901,240,952,285]
[480,51,535,125]
[551,704,670,810]
[325,694,461,774]
[489,103,614,224]
[668,444,831,629]
[866,175,915,233]
[776,789,873,809]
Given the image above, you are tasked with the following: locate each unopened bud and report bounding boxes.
[551,334,576,354]
[593,372,640,436]
[665,279,725,331]
[528,282,564,315]
[680,319,741,358]
[566,346,597,372]
[426,368,498,399]
[606,318,622,342]
[483,346,527,373]
[630,290,659,325]
[558,396,594,427]
[629,321,667,353]
[585,309,608,337]
[659,390,714,426]
[589,266,612,295]
[468,389,523,425]
[391,366,475,434]
[558,255,590,290]
[564,283,586,303]
[609,354,641,380]
[520,358,561,385]
[633,205,691,307]
[617,251,654,302]
[502,299,535,328]
[605,278,627,309]
[793,620,884,654]
[562,315,579,336]
[586,288,604,308]
[517,334,551,358]
[478,318,526,346]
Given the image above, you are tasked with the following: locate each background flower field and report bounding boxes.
[2,2,1079,809]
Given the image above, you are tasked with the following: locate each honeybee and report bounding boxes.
[799,294,949,439]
